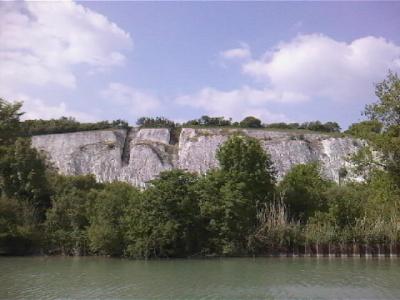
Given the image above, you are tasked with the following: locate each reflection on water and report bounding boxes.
[0,256,399,299]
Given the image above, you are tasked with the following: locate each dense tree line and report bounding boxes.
[264,121,341,133]
[1,72,400,258]
[136,116,176,128]
[21,117,129,136]
[183,115,233,127]
[12,105,342,138]
[138,115,341,133]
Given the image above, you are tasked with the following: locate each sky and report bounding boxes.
[1,1,400,129]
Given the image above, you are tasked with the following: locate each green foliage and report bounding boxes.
[2,72,400,258]
[353,215,400,245]
[216,135,276,202]
[136,116,181,144]
[251,200,303,254]
[136,116,176,128]
[0,99,49,254]
[197,171,253,254]
[300,121,341,132]
[324,184,365,228]
[355,72,400,183]
[365,71,400,127]
[21,117,129,136]
[345,120,383,138]
[320,121,341,133]
[0,196,42,255]
[183,115,232,127]
[0,98,23,146]
[279,163,332,222]
[363,170,400,220]
[124,170,203,258]
[87,182,140,256]
[305,212,337,245]
[265,121,341,133]
[45,175,100,255]
[264,122,300,130]
[0,138,51,221]
[239,116,262,128]
[196,136,276,255]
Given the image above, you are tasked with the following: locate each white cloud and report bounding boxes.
[242,34,400,103]
[220,44,251,60]
[101,83,161,118]
[0,1,132,91]
[179,34,400,123]
[0,0,133,121]
[17,94,95,122]
[0,1,166,124]
[176,86,291,122]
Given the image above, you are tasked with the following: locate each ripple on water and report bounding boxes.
[0,257,399,300]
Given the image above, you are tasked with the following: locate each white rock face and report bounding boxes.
[32,128,173,187]
[32,127,362,186]
[135,128,170,144]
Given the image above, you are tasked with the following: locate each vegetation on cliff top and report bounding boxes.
[10,100,343,137]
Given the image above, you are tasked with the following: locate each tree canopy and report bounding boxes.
[239,116,262,128]
[0,98,23,145]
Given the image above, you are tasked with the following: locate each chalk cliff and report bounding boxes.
[31,127,363,186]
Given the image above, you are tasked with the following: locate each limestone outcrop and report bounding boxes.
[31,127,363,186]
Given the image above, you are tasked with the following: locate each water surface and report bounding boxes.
[1,256,399,299]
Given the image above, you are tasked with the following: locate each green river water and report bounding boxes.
[0,257,399,299]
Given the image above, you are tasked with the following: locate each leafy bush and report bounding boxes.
[45,175,101,255]
[124,170,203,258]
[239,116,262,128]
[88,182,140,256]
[279,163,332,222]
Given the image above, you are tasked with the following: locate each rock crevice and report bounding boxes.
[120,127,135,165]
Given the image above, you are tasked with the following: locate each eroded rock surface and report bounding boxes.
[32,127,362,186]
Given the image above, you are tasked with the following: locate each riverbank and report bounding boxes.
[4,243,400,259]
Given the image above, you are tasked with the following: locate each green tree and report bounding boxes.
[197,135,276,255]
[136,116,176,128]
[0,196,42,255]
[87,182,140,256]
[359,71,400,182]
[124,170,203,258]
[45,175,101,255]
[324,183,365,228]
[323,121,341,133]
[365,71,400,127]
[21,117,129,136]
[279,163,332,222]
[0,98,51,220]
[363,170,400,220]
[239,116,262,128]
[216,134,276,202]
[0,139,51,221]
[305,212,337,250]
[0,98,23,146]
[0,98,50,254]
[197,171,262,254]
[183,115,232,127]
[345,120,383,138]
